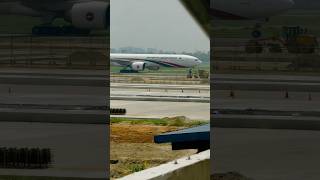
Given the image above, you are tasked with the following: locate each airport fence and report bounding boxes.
[0,35,108,69]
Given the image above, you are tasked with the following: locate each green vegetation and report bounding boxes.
[111,117,208,127]
[111,64,210,74]
[129,162,148,173]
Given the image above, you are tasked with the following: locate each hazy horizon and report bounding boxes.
[110,0,209,53]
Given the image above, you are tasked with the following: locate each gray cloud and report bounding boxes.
[110,0,209,52]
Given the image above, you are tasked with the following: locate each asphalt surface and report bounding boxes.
[111,83,210,120]
[0,68,108,178]
[112,100,209,120]
[212,127,320,180]
[0,68,107,123]
[0,122,108,178]
[212,73,320,91]
[212,73,320,179]
[212,73,320,130]
[213,91,320,111]
[111,83,209,103]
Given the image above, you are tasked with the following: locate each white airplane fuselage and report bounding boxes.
[110,53,202,71]
[0,0,109,30]
[210,0,295,20]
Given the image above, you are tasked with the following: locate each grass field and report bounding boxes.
[110,117,205,178]
[111,117,208,127]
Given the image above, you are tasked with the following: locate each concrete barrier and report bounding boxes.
[118,150,210,180]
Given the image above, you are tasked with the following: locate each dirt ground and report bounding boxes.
[110,124,197,179]
[111,124,179,143]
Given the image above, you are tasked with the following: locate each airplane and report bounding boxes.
[110,53,202,73]
[0,0,109,35]
[210,0,294,20]
[210,0,295,37]
[291,0,320,9]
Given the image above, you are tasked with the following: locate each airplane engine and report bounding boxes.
[131,62,146,71]
[68,1,109,29]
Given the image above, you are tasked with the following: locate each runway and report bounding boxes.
[212,127,320,180]
[112,83,209,91]
[0,122,108,178]
[111,83,210,120]
[212,73,320,179]
[111,100,209,120]
[0,68,108,178]
[213,91,320,112]
[212,73,320,91]
[0,68,107,87]
[212,73,320,130]
[0,68,107,123]
[111,83,209,103]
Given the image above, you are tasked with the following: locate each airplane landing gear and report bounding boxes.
[119,66,139,73]
[32,25,91,36]
[251,30,262,38]
[119,69,139,73]
[187,68,202,79]
[251,23,262,38]
[187,68,193,78]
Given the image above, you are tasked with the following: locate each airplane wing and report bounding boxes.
[17,0,86,3]
[19,0,82,10]
[13,0,106,12]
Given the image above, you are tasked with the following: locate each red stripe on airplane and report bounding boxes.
[161,61,187,68]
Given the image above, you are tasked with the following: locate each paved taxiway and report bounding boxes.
[111,83,210,120]
[212,73,320,179]
[212,73,320,130]
[112,100,209,120]
[212,127,320,180]
[213,91,320,111]
[0,68,107,123]
[111,83,209,103]
[0,122,107,178]
[0,68,108,178]
[212,73,320,91]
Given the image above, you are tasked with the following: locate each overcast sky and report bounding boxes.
[110,0,209,53]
